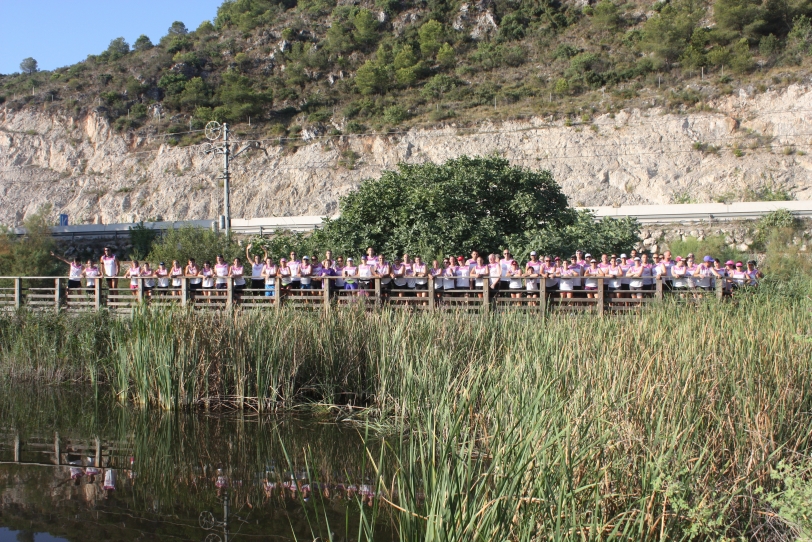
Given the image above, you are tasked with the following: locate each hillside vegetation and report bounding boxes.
[2,0,812,144]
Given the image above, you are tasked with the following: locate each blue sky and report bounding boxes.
[0,0,225,75]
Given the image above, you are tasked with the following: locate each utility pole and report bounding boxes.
[222,123,231,235]
[202,122,265,236]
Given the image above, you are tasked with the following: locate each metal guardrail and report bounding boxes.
[8,200,810,239]
[583,200,812,224]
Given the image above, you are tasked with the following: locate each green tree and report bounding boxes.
[197,20,216,33]
[759,33,780,55]
[420,73,459,99]
[125,77,148,98]
[353,9,379,46]
[592,1,622,33]
[129,222,157,260]
[217,72,270,121]
[168,21,189,35]
[418,20,444,58]
[0,204,59,276]
[394,44,418,70]
[133,35,154,52]
[714,0,767,41]
[106,37,130,60]
[787,14,812,55]
[180,77,210,109]
[436,42,456,68]
[680,45,707,68]
[396,66,419,86]
[640,0,704,63]
[517,211,640,259]
[355,59,388,95]
[158,73,188,96]
[730,38,754,71]
[146,227,241,265]
[19,57,38,75]
[325,22,354,54]
[311,156,575,258]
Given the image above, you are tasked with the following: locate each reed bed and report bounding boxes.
[0,291,811,539]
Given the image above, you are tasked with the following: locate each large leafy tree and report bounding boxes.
[312,156,576,259]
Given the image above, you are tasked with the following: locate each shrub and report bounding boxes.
[421,74,460,99]
[383,105,409,125]
[355,60,388,95]
[437,43,456,68]
[668,235,745,262]
[146,227,241,266]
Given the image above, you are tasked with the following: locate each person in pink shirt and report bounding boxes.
[583,258,603,299]
[472,256,488,298]
[524,251,542,304]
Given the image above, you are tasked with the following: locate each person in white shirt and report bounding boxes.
[100,247,120,291]
[52,252,84,297]
[246,243,268,292]
[83,260,101,293]
[287,252,302,290]
[500,250,512,290]
[507,260,523,299]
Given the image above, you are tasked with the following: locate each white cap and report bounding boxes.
[620,253,627,258]
[530,251,537,256]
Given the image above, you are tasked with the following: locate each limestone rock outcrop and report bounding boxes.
[2,84,812,226]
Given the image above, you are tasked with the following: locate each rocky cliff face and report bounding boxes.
[2,83,812,227]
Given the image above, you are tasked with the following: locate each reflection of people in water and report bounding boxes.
[103,468,116,492]
[86,456,101,482]
[67,454,84,485]
[128,456,136,481]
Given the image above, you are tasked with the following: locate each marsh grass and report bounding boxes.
[1,289,811,539]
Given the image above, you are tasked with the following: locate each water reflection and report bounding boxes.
[0,385,395,541]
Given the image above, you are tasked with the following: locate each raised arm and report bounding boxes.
[51,252,72,266]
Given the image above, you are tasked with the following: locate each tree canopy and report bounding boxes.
[19,57,38,75]
[310,155,580,259]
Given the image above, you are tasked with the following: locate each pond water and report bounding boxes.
[0,385,395,541]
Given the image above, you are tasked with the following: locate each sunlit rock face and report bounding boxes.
[2,84,812,226]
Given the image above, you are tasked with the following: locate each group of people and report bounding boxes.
[52,245,764,303]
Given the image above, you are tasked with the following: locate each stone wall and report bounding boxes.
[636,219,812,255]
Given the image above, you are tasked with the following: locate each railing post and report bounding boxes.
[137,278,144,304]
[540,280,547,312]
[656,277,663,300]
[14,278,22,310]
[94,280,101,310]
[14,434,20,462]
[428,276,435,310]
[95,436,101,470]
[716,276,724,300]
[181,277,188,307]
[482,279,490,314]
[374,277,381,307]
[227,278,233,309]
[54,278,62,313]
[324,276,331,311]
[597,277,605,315]
[54,432,60,465]
[274,277,281,310]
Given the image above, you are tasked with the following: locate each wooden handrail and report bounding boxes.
[0,275,747,314]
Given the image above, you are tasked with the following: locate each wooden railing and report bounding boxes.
[0,275,736,314]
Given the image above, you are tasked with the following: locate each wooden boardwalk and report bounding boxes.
[0,276,731,315]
